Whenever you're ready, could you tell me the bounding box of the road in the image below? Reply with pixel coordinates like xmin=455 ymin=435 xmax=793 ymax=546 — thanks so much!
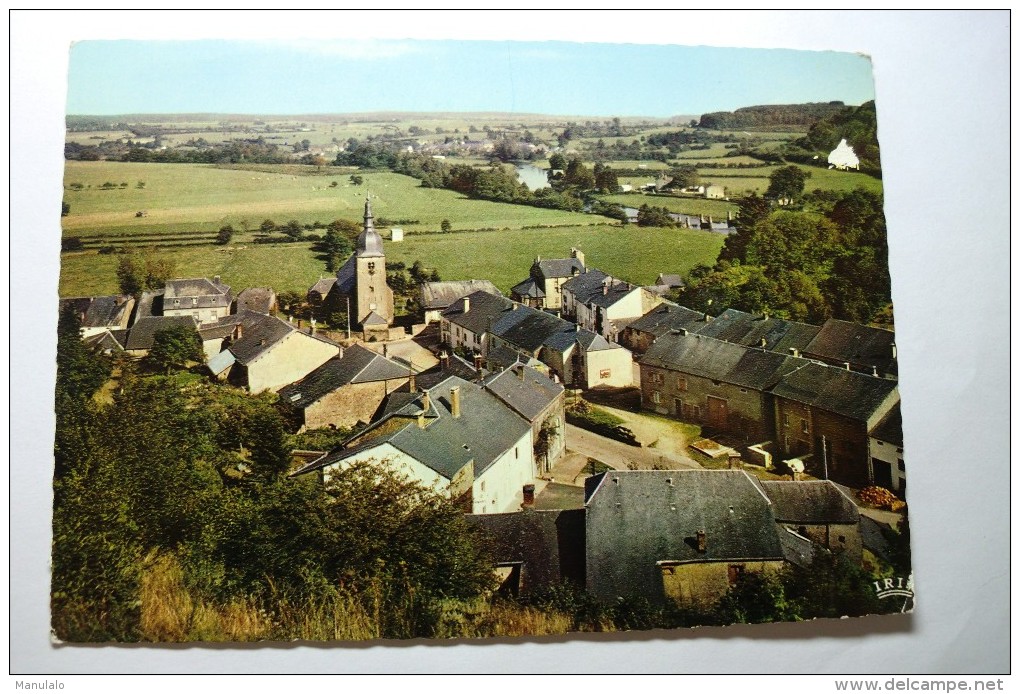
xmin=564 ymin=423 xmax=703 ymax=472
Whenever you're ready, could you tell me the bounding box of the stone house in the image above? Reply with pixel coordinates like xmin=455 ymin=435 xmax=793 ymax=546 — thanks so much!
xmin=509 ymin=248 xmax=586 ymax=310
xmin=162 ymin=277 xmax=233 ymax=325
xmin=770 ymin=362 xmax=900 ymax=487
xmin=206 ymin=310 xmax=340 ymax=393
xmin=695 ymin=308 xmax=821 ymax=356
xmin=420 ymin=279 xmax=502 ymax=325
xmin=122 ymin=315 xmax=200 ymax=357
xmin=619 ymin=303 xmax=706 ymax=355
xmin=868 ymin=404 xmax=905 ymax=494
xmin=440 ymin=290 xmax=514 ymax=357
xmin=584 ymin=470 xmax=786 ymax=608
xmin=561 ymin=270 xmax=664 ymax=343
xmin=277 ymin=344 xmax=411 ymax=431
xmin=290 ymin=376 xmax=535 ymax=515
xmin=482 ymin=364 xmax=566 ymax=475
xmin=638 ymin=332 xmax=807 ymax=442
xmin=59 ymin=295 xmax=135 ymax=338
xmin=802 ymin=318 xmax=897 ymax=379
xmin=761 ymin=480 xmax=863 ymax=565
xmin=235 ymin=287 xmax=277 ymax=315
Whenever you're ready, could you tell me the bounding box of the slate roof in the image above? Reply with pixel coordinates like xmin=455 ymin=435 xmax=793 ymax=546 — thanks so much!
xmin=332 ymin=254 xmax=357 ymax=295
xmin=695 ymin=308 xmax=821 ymax=354
xmin=421 ymin=280 xmax=501 ymax=310
xmin=308 ymin=277 xmax=336 ymax=298
xmin=769 ymin=361 xmax=899 ymax=423
xmin=60 ymin=295 xmax=134 ymax=329
xmin=414 ymin=352 xmax=482 ymax=391
xmin=222 ymin=310 xmax=295 ymax=364
xmin=278 ymin=344 xmax=410 ymax=408
xmin=466 ymin=509 xmax=586 ymax=593
xmin=134 ymin=291 xmax=163 ymax=319
xmin=871 ymin=403 xmax=903 ymax=446
xmin=236 ymin=287 xmax=276 ymax=314
xmin=561 ymin=268 xmax=610 ymax=302
xmin=777 ymin=527 xmax=818 ymax=568
xmin=640 ymin=333 xmax=807 ymax=390
xmin=164 ymin=277 xmax=232 ymax=309
xmin=295 ymin=376 xmax=530 ymax=481
xmin=656 ymin=274 xmax=685 ymax=288
xmin=510 ymin=277 xmax=544 ymax=299
xmin=491 ymin=306 xmax=566 ymax=353
xmin=124 ymin=315 xmax=200 ymax=351
xmin=803 ymin=319 xmax=897 ymax=376
xmin=627 ymin=303 xmax=706 ymax=338
xmin=82 ymin=329 xmax=127 ymax=353
xmin=442 ymin=291 xmax=515 ymax=334
xmin=585 ymin=470 xmax=783 ymax=601
xmin=483 ymin=364 xmax=564 ymax=422
xmin=534 ymin=257 xmax=584 ymax=279
xmin=760 ymin=480 xmax=860 ymax=524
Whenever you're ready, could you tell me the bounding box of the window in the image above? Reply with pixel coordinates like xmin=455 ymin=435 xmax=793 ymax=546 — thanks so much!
xmin=727 ymin=564 xmax=746 ymax=587
xmin=677 ymin=377 xmax=687 ymax=392
xmin=651 ymin=391 xmax=661 ymax=404
xmin=514 ymin=446 xmax=519 ymax=459
xmin=897 ymin=459 xmax=905 ymax=471
xmin=783 ymin=413 xmax=790 ymax=428
xmin=739 ymin=388 xmax=747 ymax=393
xmin=838 ymin=535 xmax=846 ymax=544
xmin=480 ymin=480 xmax=485 ymax=492
xmin=801 ymin=419 xmax=809 ymax=434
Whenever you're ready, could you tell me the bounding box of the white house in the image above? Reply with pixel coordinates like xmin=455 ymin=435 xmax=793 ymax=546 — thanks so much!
xmin=828 ymin=138 xmax=861 ymax=170
xmin=290 ymin=376 xmax=535 ymax=514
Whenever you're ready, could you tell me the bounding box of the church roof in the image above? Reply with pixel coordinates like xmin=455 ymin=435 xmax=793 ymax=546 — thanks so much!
xmin=356 ymin=198 xmax=384 ymax=257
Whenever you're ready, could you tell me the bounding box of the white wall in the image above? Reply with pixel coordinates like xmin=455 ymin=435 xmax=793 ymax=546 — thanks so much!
xmin=472 ymin=428 xmax=534 ymax=514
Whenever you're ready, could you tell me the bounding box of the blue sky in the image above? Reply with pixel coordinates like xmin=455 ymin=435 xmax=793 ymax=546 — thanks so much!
xmin=67 ymin=39 xmax=875 ymax=117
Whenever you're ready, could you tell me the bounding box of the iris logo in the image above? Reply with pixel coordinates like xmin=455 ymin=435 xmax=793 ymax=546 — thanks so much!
xmin=872 ymin=575 xmax=914 ymax=612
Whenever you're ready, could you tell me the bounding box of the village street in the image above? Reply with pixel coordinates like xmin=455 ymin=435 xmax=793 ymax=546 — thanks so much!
xmin=558 ymin=423 xmax=703 ymax=481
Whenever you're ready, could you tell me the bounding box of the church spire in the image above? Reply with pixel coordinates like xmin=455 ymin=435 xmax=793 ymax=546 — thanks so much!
xmin=363 ymin=197 xmax=374 ymax=234
xmin=356 ymin=195 xmax=384 ymax=257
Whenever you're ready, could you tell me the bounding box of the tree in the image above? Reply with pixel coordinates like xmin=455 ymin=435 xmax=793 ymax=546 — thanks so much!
xmin=282 ymin=219 xmax=304 ymax=240
xmin=311 ymin=154 xmax=327 ymax=172
xmin=440 ymin=219 xmax=452 ymax=233
xmin=61 ymin=201 xmax=70 ymax=217
xmin=349 ymin=175 xmax=364 ymax=186
xmin=116 ymin=255 xmax=143 ymax=295
xmin=714 ymin=571 xmax=799 ymax=625
xmin=216 ymin=224 xmax=234 ymax=245
xmin=766 ymin=165 xmax=809 ymax=201
xmin=637 ymin=204 xmax=675 ymax=227
xmin=143 ymin=258 xmax=176 ymax=290
xmin=260 ymin=219 xmax=277 ymax=233
xmin=548 ymin=153 xmax=566 ymax=171
xmin=148 ymin=324 xmax=204 ymax=374
xmin=594 ymin=166 xmax=620 ymax=194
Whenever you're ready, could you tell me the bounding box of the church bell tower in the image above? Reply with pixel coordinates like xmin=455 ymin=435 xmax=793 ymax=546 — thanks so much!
xmin=353 ymin=198 xmax=394 ymax=334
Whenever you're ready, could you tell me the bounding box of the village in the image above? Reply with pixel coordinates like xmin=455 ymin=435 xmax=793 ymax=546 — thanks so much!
xmin=62 ymin=194 xmax=906 ymax=613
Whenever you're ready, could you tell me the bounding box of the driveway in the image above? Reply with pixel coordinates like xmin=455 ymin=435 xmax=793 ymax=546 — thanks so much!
xmin=564 ymin=423 xmax=703 ymax=472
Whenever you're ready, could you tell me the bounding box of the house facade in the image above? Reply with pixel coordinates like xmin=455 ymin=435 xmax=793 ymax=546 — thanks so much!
xmin=509 ymin=248 xmax=585 ymax=310
xmin=162 ymin=277 xmax=233 ymax=325
xmin=482 ymin=364 xmax=566 ymax=475
xmin=868 ymin=404 xmax=905 ymax=494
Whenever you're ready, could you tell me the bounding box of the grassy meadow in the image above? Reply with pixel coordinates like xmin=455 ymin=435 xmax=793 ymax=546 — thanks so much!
xmin=59 ymin=223 xmax=725 ymax=297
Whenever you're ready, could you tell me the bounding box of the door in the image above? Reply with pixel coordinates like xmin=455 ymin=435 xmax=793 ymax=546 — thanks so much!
xmin=872 ymin=458 xmax=893 ymax=489
xmin=706 ymin=396 xmax=728 ymax=429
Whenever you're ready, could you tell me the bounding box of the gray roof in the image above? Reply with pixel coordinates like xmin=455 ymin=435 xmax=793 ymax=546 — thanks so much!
xmin=60 ymin=295 xmax=134 ymax=329
xmin=656 ymin=274 xmax=685 ymax=288
xmin=82 ymin=329 xmax=127 ymax=353
xmin=491 ymin=305 xmax=567 ymax=353
xmin=534 ymin=257 xmax=584 ymax=280
xmin=626 ymin=303 xmax=706 ymax=338
xmin=640 ymin=332 xmax=806 ymax=390
xmin=483 ymin=364 xmax=564 ymax=422
xmin=585 ymin=470 xmax=783 ymax=602
xmin=466 ymin=509 xmax=585 ymax=594
xmin=421 ymin=280 xmax=501 ymax=310
xmin=207 ymin=349 xmax=236 ymax=375
xmin=124 ymin=315 xmax=200 ymax=350
xmin=297 ymin=376 xmax=530 ymax=481
xmin=355 ymin=199 xmax=384 ymax=257
xmin=278 ymin=344 xmax=410 ymax=408
xmin=769 ymin=361 xmax=898 ymax=423
xmin=803 ymin=319 xmax=897 ymax=376
xmin=694 ymin=308 xmax=821 ymax=354
xmin=871 ymin=403 xmax=903 ymax=446
xmin=308 ymin=277 xmax=336 ymax=298
xmin=510 ymin=277 xmax=545 ymax=299
xmin=442 ymin=290 xmax=515 ymax=334
xmin=760 ymin=480 xmax=860 ymax=524
xmin=222 ymin=310 xmax=295 ymax=364
xmin=236 ymin=287 xmax=276 ymax=314
xmin=777 ymin=526 xmax=818 ymax=568
xmin=134 ymin=290 xmax=163 ymax=318
xmin=332 ymin=254 xmax=357 ymax=295
xmin=561 ymin=268 xmax=610 ymax=301
xmin=164 ymin=277 xmax=232 ymax=310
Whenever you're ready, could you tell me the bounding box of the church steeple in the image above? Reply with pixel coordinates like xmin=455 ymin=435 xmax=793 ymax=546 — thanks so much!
xmin=356 ymin=197 xmax=384 ymax=257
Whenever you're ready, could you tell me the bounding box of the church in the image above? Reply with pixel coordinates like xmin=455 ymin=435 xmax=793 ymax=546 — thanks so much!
xmin=325 ymin=198 xmax=395 ymax=341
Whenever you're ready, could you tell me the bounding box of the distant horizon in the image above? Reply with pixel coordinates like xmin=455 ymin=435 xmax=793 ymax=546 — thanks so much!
xmin=67 ymin=39 xmax=875 ymax=117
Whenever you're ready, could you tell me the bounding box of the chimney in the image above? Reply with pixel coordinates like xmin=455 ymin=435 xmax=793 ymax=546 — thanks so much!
xmin=450 ymin=386 xmax=461 ymax=418
xmin=872 ymin=365 xmax=879 ymax=377
xmin=696 ymin=530 xmax=707 ymax=554
xmin=522 ymin=483 xmax=536 ymax=508
xmin=760 ymin=337 xmax=767 ymax=348
xmin=213 ymin=275 xmax=221 ymax=285
xmin=439 ymin=349 xmax=450 ymax=370
xmin=789 ymin=347 xmax=800 ymax=358
xmin=408 ymin=369 xmax=416 ymax=392
xmin=703 ymin=312 xmax=711 ymax=322
xmin=417 ymin=410 xmax=426 ymax=429
xmin=462 ymin=297 xmax=470 ymax=314
xmin=473 ymin=354 xmax=483 ymax=372
xmin=891 ymin=342 xmax=897 ymax=359
xmin=310 ymin=318 xmax=316 ymax=335
xmin=728 ymin=452 xmax=741 ymax=469
xmin=234 ymin=323 xmax=244 ymax=340
xmin=518 ymin=365 xmax=525 ymax=381
xmin=420 ymin=390 xmax=430 ymax=412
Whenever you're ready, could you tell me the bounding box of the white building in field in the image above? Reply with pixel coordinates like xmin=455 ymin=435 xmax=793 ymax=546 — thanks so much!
xmin=290 ymin=376 xmax=535 ymax=515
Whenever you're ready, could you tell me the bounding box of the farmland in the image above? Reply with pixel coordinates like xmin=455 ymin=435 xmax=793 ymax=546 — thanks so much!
xmin=58 ymin=224 xmax=725 ymax=298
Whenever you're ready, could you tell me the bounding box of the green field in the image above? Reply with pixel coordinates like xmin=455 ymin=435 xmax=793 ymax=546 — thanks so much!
xmin=61 ymin=162 xmax=599 ymax=238
xmin=598 ymin=193 xmax=739 ymax=218
xmin=58 ymin=224 xmax=725 ymax=298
